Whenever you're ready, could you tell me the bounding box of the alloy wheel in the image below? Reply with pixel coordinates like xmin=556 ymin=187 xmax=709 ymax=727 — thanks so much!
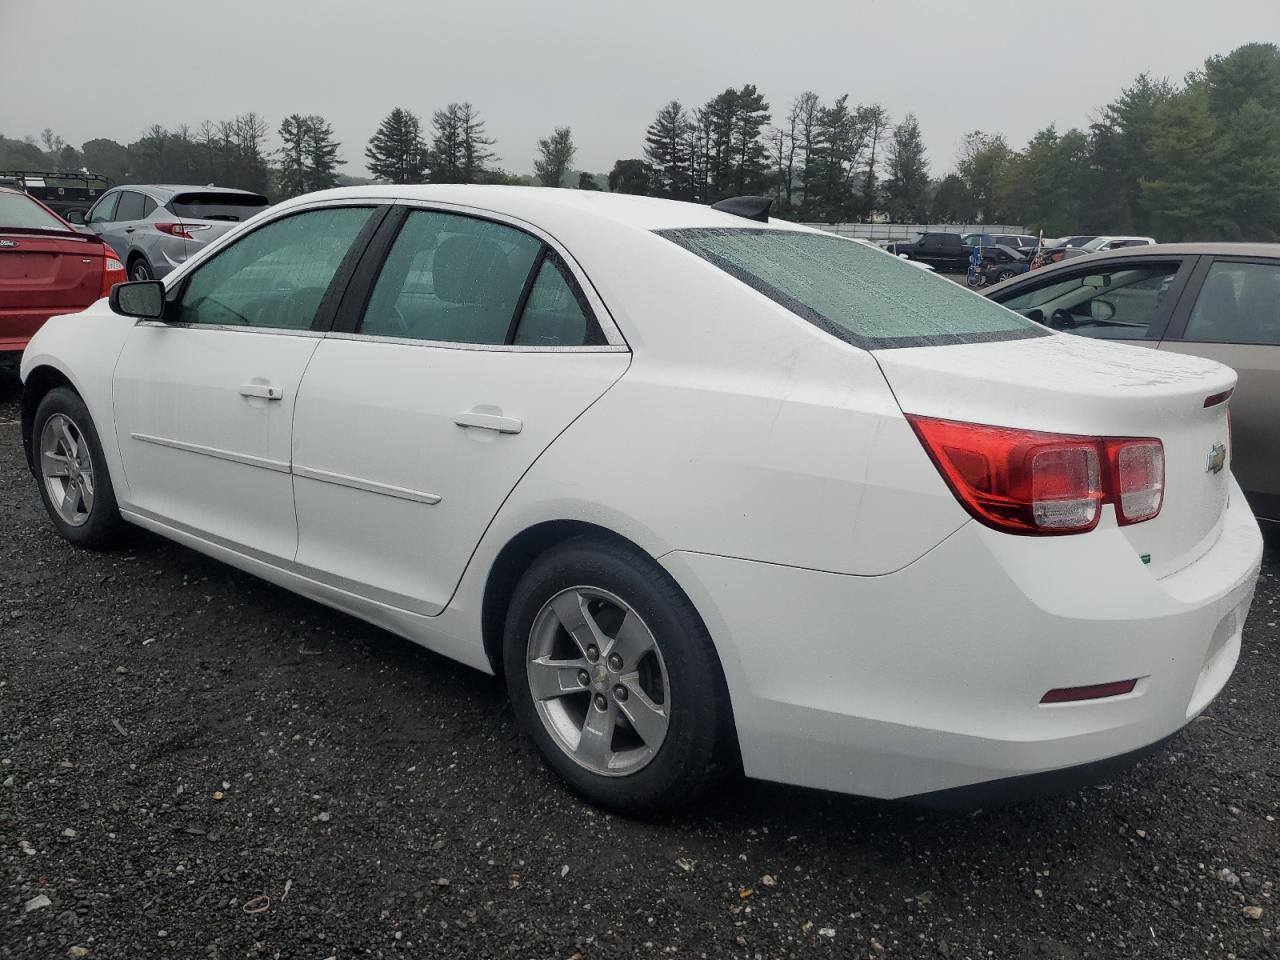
xmin=40 ymin=413 xmax=95 ymax=527
xmin=526 ymin=586 xmax=671 ymax=777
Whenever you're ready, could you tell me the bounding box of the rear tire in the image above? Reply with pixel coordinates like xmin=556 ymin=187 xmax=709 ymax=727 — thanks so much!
xmin=32 ymin=387 xmax=128 ymax=549
xmin=129 ymin=257 xmax=154 ymax=281
xmin=503 ymin=536 xmax=734 ymax=815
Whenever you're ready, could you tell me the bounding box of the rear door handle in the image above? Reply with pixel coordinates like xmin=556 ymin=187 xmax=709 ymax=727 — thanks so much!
xmin=454 ymin=411 xmax=522 ymax=434
xmin=124 ymin=227 xmax=135 ymax=233
xmin=239 ymin=383 xmax=283 ymax=401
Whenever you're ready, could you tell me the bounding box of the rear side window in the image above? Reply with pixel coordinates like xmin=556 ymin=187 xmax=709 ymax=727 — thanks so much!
xmin=1184 ymin=261 xmax=1280 ymax=345
xmin=115 ymin=191 xmax=146 ymax=221
xmin=169 ymin=192 xmax=269 ymax=222
xmin=660 ymin=228 xmax=1041 ymax=349
xmin=0 ymin=192 xmax=71 ymax=231
xmin=360 ymin=209 xmax=604 ymax=347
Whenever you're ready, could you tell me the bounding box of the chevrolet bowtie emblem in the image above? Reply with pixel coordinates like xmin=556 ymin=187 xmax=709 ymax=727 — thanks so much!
xmin=1206 ymin=441 xmax=1227 ymax=475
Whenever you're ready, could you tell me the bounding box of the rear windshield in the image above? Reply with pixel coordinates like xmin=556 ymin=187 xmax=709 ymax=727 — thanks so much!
xmin=659 ymin=227 xmax=1043 ymax=349
xmin=169 ymin=192 xmax=269 ymax=222
xmin=0 ymin=192 xmax=70 ymax=232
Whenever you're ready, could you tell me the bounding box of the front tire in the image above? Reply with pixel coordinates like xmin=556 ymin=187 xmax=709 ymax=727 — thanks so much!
xmin=33 ymin=387 xmax=128 ymax=549
xmin=503 ymin=537 xmax=733 ymax=815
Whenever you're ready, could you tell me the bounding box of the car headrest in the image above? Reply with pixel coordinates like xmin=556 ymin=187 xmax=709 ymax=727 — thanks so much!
xmin=432 ymin=235 xmax=515 ymax=306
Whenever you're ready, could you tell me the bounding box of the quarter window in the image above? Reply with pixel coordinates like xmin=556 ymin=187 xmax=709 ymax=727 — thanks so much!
xmin=360 ymin=210 xmax=602 ymax=347
xmin=1184 ymin=261 xmax=1280 ymax=345
xmin=998 ymin=263 xmax=1181 ymax=339
xmin=174 ymin=206 xmax=372 ymax=330
xmin=513 ymin=255 xmax=603 ymax=346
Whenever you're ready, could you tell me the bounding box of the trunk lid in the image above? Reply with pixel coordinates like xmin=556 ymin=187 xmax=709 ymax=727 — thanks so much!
xmin=875 ymin=333 xmax=1237 ymax=578
xmin=0 ymin=229 xmax=105 ymax=346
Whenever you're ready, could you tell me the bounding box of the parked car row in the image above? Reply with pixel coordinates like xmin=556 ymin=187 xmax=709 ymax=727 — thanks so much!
xmin=883 ymin=231 xmax=1157 ymax=272
xmin=14 ymin=186 xmax=1262 ymax=814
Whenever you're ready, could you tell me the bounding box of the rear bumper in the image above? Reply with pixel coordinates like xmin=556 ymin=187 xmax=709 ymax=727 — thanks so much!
xmin=662 ymin=478 xmax=1262 ymax=801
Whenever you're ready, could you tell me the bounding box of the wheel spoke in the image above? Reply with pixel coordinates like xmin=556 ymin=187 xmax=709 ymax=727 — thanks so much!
xmin=63 ymin=482 xmax=84 ymax=519
xmin=617 ymin=678 xmax=669 ymax=748
xmin=608 ymin=610 xmax=656 ymax=666
xmin=42 ymin=452 xmax=72 ymax=477
xmin=58 ymin=421 xmax=79 ymax=458
xmin=575 ymin=702 xmax=616 ymax=769
xmin=527 ymin=656 xmax=588 ymax=701
xmin=78 ymin=474 xmax=95 ymax=513
xmin=550 ymin=590 xmax=610 ymax=660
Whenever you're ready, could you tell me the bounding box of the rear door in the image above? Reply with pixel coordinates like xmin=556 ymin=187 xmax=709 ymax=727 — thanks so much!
xmin=1158 ymin=255 xmax=1280 ymax=517
xmin=989 ymin=255 xmax=1198 ymax=345
xmin=290 ymin=204 xmax=630 ymax=615
xmin=112 ymin=202 xmax=383 ymax=560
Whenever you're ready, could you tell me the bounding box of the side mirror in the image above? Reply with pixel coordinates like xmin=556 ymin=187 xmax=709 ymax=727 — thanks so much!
xmin=109 ymin=280 xmax=166 ymax=319
xmin=65 ymin=209 xmax=86 ymax=225
xmin=1089 ymin=299 xmax=1117 ymax=323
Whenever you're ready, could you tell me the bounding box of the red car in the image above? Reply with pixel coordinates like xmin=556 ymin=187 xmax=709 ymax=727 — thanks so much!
xmin=0 ymin=186 xmax=125 ymax=365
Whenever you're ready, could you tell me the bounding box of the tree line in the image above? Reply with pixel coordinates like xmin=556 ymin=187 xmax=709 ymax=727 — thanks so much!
xmin=611 ymin=43 xmax=1280 ymax=240
xmin=2 ymin=42 xmax=1276 ymax=240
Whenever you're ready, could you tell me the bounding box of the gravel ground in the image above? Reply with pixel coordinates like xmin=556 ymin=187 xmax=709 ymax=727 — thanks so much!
xmin=1 ymin=371 xmax=1277 ymax=960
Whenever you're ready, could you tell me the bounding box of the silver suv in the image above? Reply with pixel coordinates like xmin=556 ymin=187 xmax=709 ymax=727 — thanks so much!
xmin=72 ymin=184 xmax=269 ymax=280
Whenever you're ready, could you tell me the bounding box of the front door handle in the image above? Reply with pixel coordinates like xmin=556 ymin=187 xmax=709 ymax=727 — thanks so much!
xmin=239 ymin=383 xmax=283 ymax=401
xmin=454 ymin=411 xmax=522 ymax=434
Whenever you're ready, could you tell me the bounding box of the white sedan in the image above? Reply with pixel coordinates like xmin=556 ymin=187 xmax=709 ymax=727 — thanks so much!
xmin=19 ymin=186 xmax=1261 ymax=813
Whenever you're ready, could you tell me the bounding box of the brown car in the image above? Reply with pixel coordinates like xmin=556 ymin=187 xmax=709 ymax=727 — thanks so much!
xmin=986 ymin=243 xmax=1280 ymax=521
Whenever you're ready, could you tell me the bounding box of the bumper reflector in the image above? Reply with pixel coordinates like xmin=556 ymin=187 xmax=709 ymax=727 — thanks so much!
xmin=1040 ymin=679 xmax=1138 ymax=704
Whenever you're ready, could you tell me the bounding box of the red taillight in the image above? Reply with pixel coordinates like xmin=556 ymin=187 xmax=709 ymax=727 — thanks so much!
xmin=100 ymin=254 xmax=126 ymax=298
xmin=907 ymin=415 xmax=1164 ymax=535
xmin=154 ymin=221 xmax=211 ymax=239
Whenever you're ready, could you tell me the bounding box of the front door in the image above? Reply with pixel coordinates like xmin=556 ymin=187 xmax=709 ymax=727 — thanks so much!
xmin=1158 ymin=256 xmax=1280 ymax=517
xmin=112 ymin=204 xmax=378 ymax=560
xmin=291 ymin=206 xmax=630 ymax=615
xmin=990 ymin=255 xmax=1196 ymax=345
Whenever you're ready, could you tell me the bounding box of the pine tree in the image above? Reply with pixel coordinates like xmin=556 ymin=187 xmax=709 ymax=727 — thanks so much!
xmin=459 ymin=103 xmax=496 ymax=184
xmin=884 ymin=114 xmax=930 ymax=223
xmin=534 ymin=127 xmax=575 ymax=187
xmin=303 ymin=115 xmax=342 ymax=191
xmin=365 ymin=108 xmax=426 ymax=184
xmin=644 ymin=101 xmax=691 ymax=199
xmin=276 ymin=114 xmax=309 ymax=198
xmin=428 ymin=104 xmax=465 ymax=182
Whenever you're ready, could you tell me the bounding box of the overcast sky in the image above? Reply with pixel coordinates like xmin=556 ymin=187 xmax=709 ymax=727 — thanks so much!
xmin=2 ymin=0 xmax=1277 ymax=179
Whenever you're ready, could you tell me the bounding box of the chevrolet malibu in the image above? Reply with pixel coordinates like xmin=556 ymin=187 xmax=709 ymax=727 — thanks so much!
xmin=19 ymin=186 xmax=1262 ymax=813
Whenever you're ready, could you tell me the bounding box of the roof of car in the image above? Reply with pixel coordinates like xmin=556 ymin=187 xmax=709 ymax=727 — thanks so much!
xmin=270 ymin=184 xmax=816 ymax=234
xmin=109 ymin=184 xmax=265 ymax=198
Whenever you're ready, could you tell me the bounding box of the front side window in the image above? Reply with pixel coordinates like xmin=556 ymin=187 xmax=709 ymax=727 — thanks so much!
xmin=1184 ymin=261 xmax=1280 ymax=345
xmin=86 ymin=191 xmax=119 ymax=224
xmin=115 ymin=191 xmax=146 ymax=221
xmin=661 ymin=228 xmax=1040 ymax=349
xmin=998 ymin=262 xmax=1180 ymax=339
xmin=360 ymin=210 xmax=603 ymax=347
xmin=174 ymin=206 xmax=372 ymax=330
